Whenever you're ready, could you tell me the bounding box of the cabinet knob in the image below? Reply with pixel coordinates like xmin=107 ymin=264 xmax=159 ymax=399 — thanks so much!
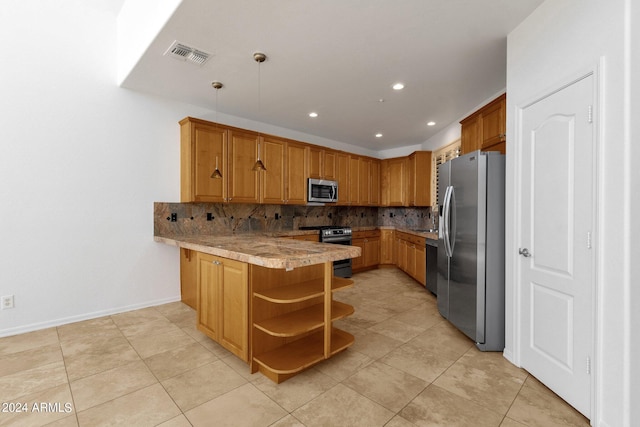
xmin=213 ymin=260 xmax=221 ymax=265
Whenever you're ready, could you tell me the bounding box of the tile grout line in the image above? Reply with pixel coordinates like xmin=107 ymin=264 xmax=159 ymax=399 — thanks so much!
xmin=55 ymin=325 xmax=81 ymax=427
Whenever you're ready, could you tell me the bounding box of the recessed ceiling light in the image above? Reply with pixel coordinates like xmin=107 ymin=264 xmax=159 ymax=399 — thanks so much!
xmin=392 ymin=83 xmax=405 ymax=90
xmin=309 ymin=112 xmax=318 ymax=118
xmin=427 ymin=121 xmax=436 ymax=126
xmin=375 ymin=133 xmax=383 ymax=138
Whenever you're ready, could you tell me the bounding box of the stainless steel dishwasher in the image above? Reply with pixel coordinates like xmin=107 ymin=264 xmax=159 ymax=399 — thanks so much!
xmin=425 ymin=238 xmax=438 ymax=295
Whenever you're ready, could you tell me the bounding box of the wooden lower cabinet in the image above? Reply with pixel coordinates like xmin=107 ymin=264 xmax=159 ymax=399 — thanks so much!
xmin=380 ymin=229 xmax=395 ymax=265
xmin=196 ymin=252 xmax=249 ymax=361
xmin=395 ymin=232 xmax=427 ymax=286
xmin=352 ymin=230 xmax=380 ymax=272
xmin=250 ymin=262 xmax=354 ymax=383
xmin=180 ymin=248 xmax=197 ymax=309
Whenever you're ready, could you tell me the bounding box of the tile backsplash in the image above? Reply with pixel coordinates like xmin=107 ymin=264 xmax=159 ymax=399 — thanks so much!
xmin=154 ymin=202 xmax=435 ymax=236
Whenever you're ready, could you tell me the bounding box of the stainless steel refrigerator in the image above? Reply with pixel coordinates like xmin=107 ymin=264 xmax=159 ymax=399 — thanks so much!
xmin=437 ymin=150 xmax=505 ymax=351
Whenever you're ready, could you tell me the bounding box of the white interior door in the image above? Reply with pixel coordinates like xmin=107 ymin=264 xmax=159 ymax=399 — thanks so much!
xmin=518 ymin=74 xmax=594 ymax=418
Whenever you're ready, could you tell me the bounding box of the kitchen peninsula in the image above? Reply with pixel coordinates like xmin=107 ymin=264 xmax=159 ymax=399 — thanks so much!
xmin=155 ymin=233 xmax=361 ymax=383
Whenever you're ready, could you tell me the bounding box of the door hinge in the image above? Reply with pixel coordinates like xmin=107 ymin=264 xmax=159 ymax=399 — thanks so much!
xmin=587 ymin=231 xmax=592 ymax=249
xmin=588 ymin=105 xmax=593 ymax=123
xmin=586 ymin=356 xmax=591 ymax=374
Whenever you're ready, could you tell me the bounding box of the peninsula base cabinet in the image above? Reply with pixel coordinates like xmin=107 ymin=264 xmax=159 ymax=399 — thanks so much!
xmin=195 ymin=251 xmax=354 ymax=383
xmin=196 ymin=252 xmax=249 ymax=362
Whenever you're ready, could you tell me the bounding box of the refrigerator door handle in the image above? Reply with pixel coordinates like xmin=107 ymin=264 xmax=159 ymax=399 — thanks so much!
xmin=449 ymin=186 xmax=456 ymax=255
xmin=443 ymin=185 xmax=453 ymax=257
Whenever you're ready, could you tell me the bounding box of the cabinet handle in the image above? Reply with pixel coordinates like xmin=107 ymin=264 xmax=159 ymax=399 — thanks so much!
xmin=213 ymin=260 xmax=221 ymax=265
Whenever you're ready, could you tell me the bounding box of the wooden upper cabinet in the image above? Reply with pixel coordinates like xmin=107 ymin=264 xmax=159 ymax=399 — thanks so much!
xmin=460 ymin=93 xmax=506 ymax=155
xmin=308 ymin=146 xmax=323 ymax=179
xmin=407 ymin=151 xmax=432 ymax=207
xmin=228 ymin=129 xmax=260 ymax=204
xmin=261 ymin=137 xmax=307 ymax=205
xmin=348 ymin=155 xmax=360 ymax=205
xmin=260 ymin=136 xmax=286 ymax=204
xmin=180 ymin=117 xmax=228 ymax=202
xmin=308 ymin=146 xmax=337 ymax=180
xmin=460 ymin=114 xmax=481 ymax=154
xmin=284 ymin=141 xmax=308 ymax=204
xmin=381 ymin=153 xmax=431 ymax=207
xmin=385 ymin=157 xmax=407 ymax=206
xmin=370 ymin=159 xmax=380 ymax=206
xmin=336 ymin=152 xmax=350 ymax=205
xmin=354 ymin=156 xmax=380 ymax=206
xmin=323 ymin=150 xmax=337 ymax=180
xmin=480 ymin=94 xmax=506 ymax=152
xmin=358 ymin=157 xmax=370 ymax=205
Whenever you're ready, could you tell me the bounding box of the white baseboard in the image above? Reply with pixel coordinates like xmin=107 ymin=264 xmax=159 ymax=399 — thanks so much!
xmin=0 ymin=296 xmax=182 ymax=338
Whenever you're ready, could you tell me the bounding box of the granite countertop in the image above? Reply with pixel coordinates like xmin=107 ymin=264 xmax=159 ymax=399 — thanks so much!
xmin=155 ymin=234 xmax=361 ymax=270
xmin=395 ymin=228 xmax=439 ymax=240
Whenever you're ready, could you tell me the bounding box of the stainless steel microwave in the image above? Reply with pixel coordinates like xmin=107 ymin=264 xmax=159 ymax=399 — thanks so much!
xmin=308 ymin=178 xmax=338 ymax=203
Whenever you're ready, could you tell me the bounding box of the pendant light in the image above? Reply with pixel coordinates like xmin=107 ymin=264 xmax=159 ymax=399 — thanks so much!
xmin=252 ymin=52 xmax=267 ymax=172
xmin=210 ymin=81 xmax=224 ymax=179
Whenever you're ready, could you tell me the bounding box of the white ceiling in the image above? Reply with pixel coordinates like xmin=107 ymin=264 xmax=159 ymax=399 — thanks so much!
xmin=120 ymin=0 xmax=543 ymax=151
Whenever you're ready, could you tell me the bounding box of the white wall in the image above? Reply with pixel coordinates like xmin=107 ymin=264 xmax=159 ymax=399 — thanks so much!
xmin=0 ymin=0 xmax=217 ymax=336
xmin=506 ymin=0 xmax=634 ymax=425
xmin=628 ymin=1 xmax=640 ymax=423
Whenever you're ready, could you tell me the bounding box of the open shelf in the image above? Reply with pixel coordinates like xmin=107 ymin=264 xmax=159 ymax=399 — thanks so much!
xmin=253 ymin=301 xmax=354 ymax=337
xmin=253 ymin=276 xmax=354 ymax=303
xmin=253 ymin=328 xmax=355 ymax=380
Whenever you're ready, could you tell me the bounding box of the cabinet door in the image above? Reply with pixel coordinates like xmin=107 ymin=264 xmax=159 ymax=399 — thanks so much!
xmin=219 ymin=258 xmax=249 ymax=361
xmin=336 ymin=153 xmax=350 ymax=206
xmin=351 ymin=238 xmax=365 ymax=270
xmin=407 ymin=154 xmax=416 ymax=206
xmin=261 ymin=137 xmax=285 ymax=204
xmin=358 ymin=158 xmax=370 ymax=205
xmin=228 ymin=130 xmax=260 ymax=203
xmin=285 ymin=141 xmax=308 ymax=204
xmin=387 ymin=157 xmax=406 ymax=206
xmin=380 ymin=229 xmax=395 ymax=264
xmin=406 ymin=243 xmax=416 ymax=278
xmin=323 ymin=150 xmax=337 ymax=180
xmin=180 ymin=249 xmax=197 ymax=309
xmin=480 ymin=94 xmax=506 ymax=149
xmin=364 ymin=237 xmax=380 ymax=267
xmin=414 ymin=244 xmax=426 ymax=286
xmin=460 ymin=114 xmax=480 ymax=155
xmin=182 ymin=120 xmax=227 ymax=203
xmin=349 ymin=156 xmax=360 ymax=205
xmin=410 ymin=151 xmax=433 ymax=207
xmin=370 ymin=160 xmax=380 ymax=205
xmin=396 ymin=238 xmax=407 ymax=271
xmin=196 ymin=253 xmax=220 ymax=340
xmin=308 ymin=146 xmax=323 ymax=179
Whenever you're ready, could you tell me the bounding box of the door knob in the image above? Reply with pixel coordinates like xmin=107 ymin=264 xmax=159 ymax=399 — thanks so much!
xmin=518 ymin=248 xmax=531 ymax=257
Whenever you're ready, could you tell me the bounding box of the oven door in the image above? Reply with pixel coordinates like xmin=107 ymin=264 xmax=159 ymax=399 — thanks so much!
xmin=321 ymin=236 xmax=352 ymax=278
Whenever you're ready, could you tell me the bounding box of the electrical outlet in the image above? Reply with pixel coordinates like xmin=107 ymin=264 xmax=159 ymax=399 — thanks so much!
xmin=1 ymin=295 xmax=14 ymax=310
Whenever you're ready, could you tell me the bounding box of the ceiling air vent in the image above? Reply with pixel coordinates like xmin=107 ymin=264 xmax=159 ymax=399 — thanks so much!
xmin=164 ymin=40 xmax=211 ymax=66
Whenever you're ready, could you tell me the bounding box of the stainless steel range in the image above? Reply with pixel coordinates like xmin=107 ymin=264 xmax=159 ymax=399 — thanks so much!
xmin=299 ymin=226 xmax=352 ymax=278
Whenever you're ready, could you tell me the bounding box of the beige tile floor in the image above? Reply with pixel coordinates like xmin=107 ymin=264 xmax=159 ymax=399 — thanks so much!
xmin=0 ymin=268 xmax=590 ymax=427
